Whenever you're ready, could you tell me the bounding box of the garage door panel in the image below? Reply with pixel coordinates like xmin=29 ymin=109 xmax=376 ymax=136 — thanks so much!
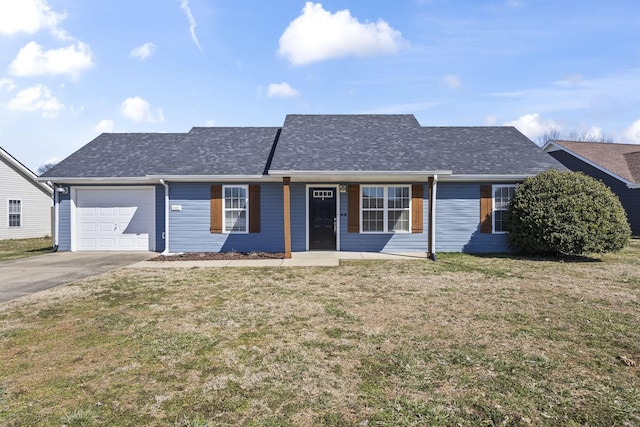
xmin=76 ymin=188 xmax=155 ymax=251
xmin=80 ymin=239 xmax=96 ymax=248
xmin=80 ymin=222 xmax=96 ymax=232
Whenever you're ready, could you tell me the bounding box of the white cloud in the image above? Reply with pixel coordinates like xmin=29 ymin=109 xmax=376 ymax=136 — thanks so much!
xmin=180 ymin=0 xmax=202 ymax=51
xmin=94 ymin=119 xmax=114 ymax=133
xmin=0 ymin=0 xmax=68 ymax=39
xmin=267 ymin=82 xmax=300 ymax=98
xmin=504 ymin=113 xmax=560 ymax=140
xmin=0 ymin=78 xmax=16 ymax=92
xmin=205 ymin=120 xmax=216 ymax=126
xmin=443 ymin=74 xmax=461 ymax=89
xmin=6 ymin=84 xmax=64 ymax=118
xmin=584 ymin=126 xmax=604 ymax=141
xmin=130 ymin=42 xmax=156 ymax=60
xmin=9 ymin=41 xmax=94 ymax=79
xmin=624 ymin=119 xmax=640 ymax=144
xmin=484 ymin=115 xmax=498 ymax=125
xmin=121 ymin=97 xmax=164 ymax=123
xmin=278 ymin=2 xmax=405 ymax=66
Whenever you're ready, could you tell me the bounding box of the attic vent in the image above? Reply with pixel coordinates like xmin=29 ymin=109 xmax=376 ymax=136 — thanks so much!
xmin=313 ymin=190 xmax=333 ymax=199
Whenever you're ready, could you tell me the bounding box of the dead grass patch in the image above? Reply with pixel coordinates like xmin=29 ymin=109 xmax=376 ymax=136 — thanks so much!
xmin=0 ymin=236 xmax=52 ymax=261
xmin=1 ymin=243 xmax=640 ymax=425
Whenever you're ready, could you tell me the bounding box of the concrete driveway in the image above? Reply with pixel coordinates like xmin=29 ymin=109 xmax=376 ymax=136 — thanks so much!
xmin=0 ymin=252 xmax=156 ymax=303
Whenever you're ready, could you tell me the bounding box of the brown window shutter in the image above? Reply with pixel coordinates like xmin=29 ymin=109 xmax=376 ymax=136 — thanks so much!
xmin=348 ymin=184 xmax=360 ymax=233
xmin=249 ymin=185 xmax=260 ymax=233
xmin=210 ymin=185 xmax=222 ymax=233
xmin=412 ymin=184 xmax=424 ymax=233
xmin=480 ymin=185 xmax=493 ymax=233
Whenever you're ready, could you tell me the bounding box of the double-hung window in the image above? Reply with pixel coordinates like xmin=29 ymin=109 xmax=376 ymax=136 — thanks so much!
xmin=493 ymin=185 xmax=516 ymax=233
xmin=223 ymin=185 xmax=248 ymax=233
xmin=361 ymin=186 xmax=410 ymax=233
xmin=8 ymin=199 xmax=21 ymax=227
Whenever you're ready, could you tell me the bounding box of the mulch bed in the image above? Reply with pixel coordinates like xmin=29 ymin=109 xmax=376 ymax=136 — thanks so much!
xmin=150 ymin=252 xmax=285 ymax=261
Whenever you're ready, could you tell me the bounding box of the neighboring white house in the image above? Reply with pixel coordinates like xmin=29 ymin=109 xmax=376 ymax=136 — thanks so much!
xmin=0 ymin=147 xmax=53 ymax=240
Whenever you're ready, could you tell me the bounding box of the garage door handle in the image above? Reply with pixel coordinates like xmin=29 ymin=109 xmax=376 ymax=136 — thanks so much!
xmin=114 ymin=224 xmax=118 ymax=231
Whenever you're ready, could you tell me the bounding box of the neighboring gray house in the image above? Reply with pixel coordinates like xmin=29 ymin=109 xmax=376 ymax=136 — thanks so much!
xmin=544 ymin=140 xmax=640 ymax=235
xmin=0 ymin=147 xmax=53 ymax=240
xmin=40 ymin=114 xmax=565 ymax=257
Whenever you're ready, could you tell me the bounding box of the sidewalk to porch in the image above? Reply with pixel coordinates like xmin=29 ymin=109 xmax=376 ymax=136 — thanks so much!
xmin=131 ymin=251 xmax=430 ymax=268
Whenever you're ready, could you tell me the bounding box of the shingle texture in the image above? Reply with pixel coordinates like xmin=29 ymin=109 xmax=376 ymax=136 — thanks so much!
xmin=551 ymin=140 xmax=640 ymax=184
xmin=271 ymin=115 xmax=565 ymax=174
xmin=41 ymin=114 xmax=565 ymax=178
xmin=41 ymin=128 xmax=280 ymax=178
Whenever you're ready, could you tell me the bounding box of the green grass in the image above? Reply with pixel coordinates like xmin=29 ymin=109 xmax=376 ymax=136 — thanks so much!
xmin=0 ymin=236 xmax=52 ymax=261
xmin=1 ymin=242 xmax=640 ymax=425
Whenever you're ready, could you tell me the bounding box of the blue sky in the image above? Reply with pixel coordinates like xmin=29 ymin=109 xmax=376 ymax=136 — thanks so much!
xmin=1 ymin=0 xmax=639 ymax=171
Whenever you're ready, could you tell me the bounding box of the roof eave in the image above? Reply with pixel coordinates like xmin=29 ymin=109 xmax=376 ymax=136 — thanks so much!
xmin=39 ymin=175 xmax=279 ymax=184
xmin=37 ymin=177 xmax=157 ymax=185
xmin=146 ymin=174 xmax=279 ymax=183
xmin=440 ymin=174 xmax=536 ymax=182
xmin=268 ymin=170 xmax=453 ymax=183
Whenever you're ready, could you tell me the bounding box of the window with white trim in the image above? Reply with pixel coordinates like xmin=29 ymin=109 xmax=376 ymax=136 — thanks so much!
xmin=493 ymin=185 xmax=516 ymax=233
xmin=8 ymin=199 xmax=21 ymax=227
xmin=223 ymin=185 xmax=248 ymax=233
xmin=361 ymin=185 xmax=411 ymax=233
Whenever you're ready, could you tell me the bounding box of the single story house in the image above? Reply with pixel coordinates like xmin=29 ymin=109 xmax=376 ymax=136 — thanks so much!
xmin=544 ymin=139 xmax=640 ymax=235
xmin=0 ymin=146 xmax=53 ymax=240
xmin=40 ymin=114 xmax=565 ymax=257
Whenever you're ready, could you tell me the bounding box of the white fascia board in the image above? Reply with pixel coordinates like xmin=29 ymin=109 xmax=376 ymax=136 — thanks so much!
xmin=36 ymin=177 xmax=156 ymax=185
xmin=543 ymin=141 xmax=638 ymax=188
xmin=268 ymin=170 xmax=452 ymax=183
xmin=439 ymin=174 xmax=533 ymax=182
xmin=146 ymin=174 xmax=279 ymax=183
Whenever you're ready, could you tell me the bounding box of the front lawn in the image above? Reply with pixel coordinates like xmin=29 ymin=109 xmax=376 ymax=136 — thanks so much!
xmin=0 ymin=236 xmax=52 ymax=261
xmin=1 ymin=243 xmax=639 ymax=426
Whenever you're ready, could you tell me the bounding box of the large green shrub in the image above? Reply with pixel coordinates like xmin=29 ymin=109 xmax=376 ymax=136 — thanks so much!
xmin=506 ymin=169 xmax=630 ymax=256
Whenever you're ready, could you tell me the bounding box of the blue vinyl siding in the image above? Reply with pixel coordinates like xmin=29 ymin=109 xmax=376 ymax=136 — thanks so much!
xmin=57 ymin=191 xmax=71 ymax=251
xmin=435 ymin=182 xmax=509 ymax=253
xmin=290 ymin=184 xmax=307 ymax=251
xmin=168 ymin=182 xmax=284 ymax=253
xmin=550 ymin=151 xmax=640 ymax=236
xmin=339 ymin=186 xmax=429 ymax=252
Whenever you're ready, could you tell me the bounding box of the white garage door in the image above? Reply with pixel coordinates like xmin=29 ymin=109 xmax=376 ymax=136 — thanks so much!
xmin=75 ymin=188 xmax=155 ymax=251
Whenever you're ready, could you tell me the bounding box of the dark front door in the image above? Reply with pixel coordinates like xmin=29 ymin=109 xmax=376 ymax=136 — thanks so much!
xmin=309 ymin=188 xmax=337 ymax=250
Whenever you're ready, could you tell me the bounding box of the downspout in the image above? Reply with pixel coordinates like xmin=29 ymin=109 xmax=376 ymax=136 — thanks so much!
xmin=48 ymin=181 xmax=59 ymax=252
xmin=160 ymin=179 xmax=184 ymax=256
xmin=429 ymin=175 xmax=438 ymax=261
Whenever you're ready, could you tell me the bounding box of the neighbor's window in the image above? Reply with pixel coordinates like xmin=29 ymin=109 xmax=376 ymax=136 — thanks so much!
xmin=223 ymin=185 xmax=248 ymax=233
xmin=8 ymin=199 xmax=21 ymax=227
xmin=493 ymin=185 xmax=516 ymax=233
xmin=361 ymin=186 xmax=410 ymax=233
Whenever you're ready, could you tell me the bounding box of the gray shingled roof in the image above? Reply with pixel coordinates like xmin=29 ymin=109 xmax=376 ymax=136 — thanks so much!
xmin=41 ymin=114 xmax=564 ymax=179
xmin=41 ymin=128 xmax=280 ymax=178
xmin=271 ymin=115 xmax=566 ymax=174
